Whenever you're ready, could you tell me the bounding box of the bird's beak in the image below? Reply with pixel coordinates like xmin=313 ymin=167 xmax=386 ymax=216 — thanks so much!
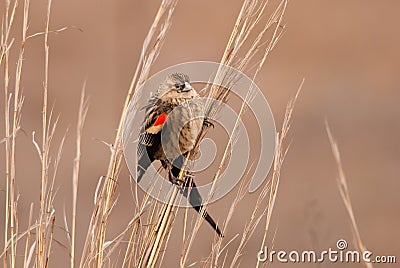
xmin=182 ymin=81 xmax=192 ymax=92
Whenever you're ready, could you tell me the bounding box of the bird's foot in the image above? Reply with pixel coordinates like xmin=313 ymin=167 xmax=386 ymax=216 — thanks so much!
xmin=168 ymin=170 xmax=185 ymax=186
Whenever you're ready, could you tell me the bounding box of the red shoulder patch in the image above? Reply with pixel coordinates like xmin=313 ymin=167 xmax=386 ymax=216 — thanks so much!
xmin=153 ymin=113 xmax=168 ymax=126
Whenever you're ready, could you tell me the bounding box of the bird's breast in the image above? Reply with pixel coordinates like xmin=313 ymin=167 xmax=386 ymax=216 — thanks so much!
xmin=161 ymin=99 xmax=204 ymax=160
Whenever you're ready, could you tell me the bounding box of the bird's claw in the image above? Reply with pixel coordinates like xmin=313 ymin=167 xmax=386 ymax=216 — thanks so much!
xmin=168 ymin=171 xmax=185 ymax=186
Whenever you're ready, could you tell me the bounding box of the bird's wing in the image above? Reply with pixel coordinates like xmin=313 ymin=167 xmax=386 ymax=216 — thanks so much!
xmin=137 ymin=101 xmax=173 ymax=157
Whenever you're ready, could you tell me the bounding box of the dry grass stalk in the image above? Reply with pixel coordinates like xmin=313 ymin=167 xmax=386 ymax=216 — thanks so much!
xmin=215 ymin=80 xmax=300 ymax=268
xmin=120 ymin=197 xmax=150 ymax=267
xmin=1 ymin=0 xmax=65 ymax=267
xmin=23 ymin=203 xmax=34 ymax=268
xmin=0 ymin=222 xmax=39 ymax=261
xmin=326 ymin=122 xmax=373 ymax=268
xmin=206 ymin=175 xmax=252 ymax=267
xmin=70 ymin=89 xmax=89 ymax=268
xmin=179 ymin=1 xmax=288 ymax=266
xmin=80 ymin=0 xmax=178 ymax=266
xmin=143 ymin=188 xmax=178 ymax=267
xmin=2 ymin=0 xmax=29 ymax=266
xmin=141 ymin=155 xmax=190 ymax=268
xmin=12 ymin=7 xmax=29 ymax=251
xmin=34 ymin=0 xmax=57 ymax=266
xmin=2 ymin=1 xmax=10 ymax=266
xmin=255 ymin=79 xmax=303 ymax=268
xmin=123 ymin=174 xmax=172 ymax=268
xmin=0 ymin=0 xmax=297 ymax=267
xmin=202 ymin=78 xmax=300 ymax=268
xmin=130 ymin=0 xmax=289 ymax=267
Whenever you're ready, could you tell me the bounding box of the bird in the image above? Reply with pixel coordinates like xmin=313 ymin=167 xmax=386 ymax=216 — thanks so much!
xmin=136 ymin=73 xmax=223 ymax=237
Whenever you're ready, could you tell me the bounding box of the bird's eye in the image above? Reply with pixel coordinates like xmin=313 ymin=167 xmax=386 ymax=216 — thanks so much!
xmin=174 ymin=83 xmax=180 ymax=89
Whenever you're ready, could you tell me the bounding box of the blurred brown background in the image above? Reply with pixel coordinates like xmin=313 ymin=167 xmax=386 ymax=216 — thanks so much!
xmin=1 ymin=0 xmax=399 ymax=267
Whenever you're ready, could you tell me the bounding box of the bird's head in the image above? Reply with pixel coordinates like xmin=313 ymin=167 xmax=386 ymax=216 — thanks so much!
xmin=158 ymin=73 xmax=199 ymax=103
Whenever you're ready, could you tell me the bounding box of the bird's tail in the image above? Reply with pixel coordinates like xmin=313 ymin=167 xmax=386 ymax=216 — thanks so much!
xmin=136 ymin=165 xmax=146 ymax=183
xmin=170 ymin=157 xmax=223 ymax=237
xmin=136 ymin=147 xmax=153 ymax=183
xmin=183 ymin=179 xmax=223 ymax=237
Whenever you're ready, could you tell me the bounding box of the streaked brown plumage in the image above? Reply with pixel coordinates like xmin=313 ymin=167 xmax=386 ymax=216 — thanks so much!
xmin=136 ymin=73 xmax=222 ymax=237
